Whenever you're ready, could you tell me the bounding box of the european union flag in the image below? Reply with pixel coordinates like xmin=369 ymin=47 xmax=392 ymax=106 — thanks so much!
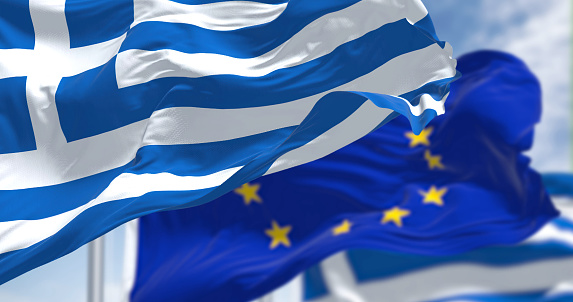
xmin=303 ymin=203 xmax=573 ymax=302
xmin=127 ymin=51 xmax=557 ymax=302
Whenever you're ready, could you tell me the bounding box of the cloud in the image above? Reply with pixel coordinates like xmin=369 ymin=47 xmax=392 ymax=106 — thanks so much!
xmin=477 ymin=0 xmax=570 ymax=172
xmin=426 ymin=0 xmax=570 ymax=172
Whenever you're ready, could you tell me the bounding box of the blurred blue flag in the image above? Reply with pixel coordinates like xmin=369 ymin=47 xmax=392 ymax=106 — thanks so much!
xmin=304 ymin=201 xmax=573 ymax=302
xmin=127 ymin=50 xmax=558 ymax=302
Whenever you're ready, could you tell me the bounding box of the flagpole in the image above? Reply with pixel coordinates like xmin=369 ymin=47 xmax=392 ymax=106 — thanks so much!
xmin=88 ymin=236 xmax=105 ymax=302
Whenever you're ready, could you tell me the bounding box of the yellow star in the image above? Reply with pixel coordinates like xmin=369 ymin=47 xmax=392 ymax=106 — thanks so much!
xmin=265 ymin=220 xmax=292 ymax=249
xmin=405 ymin=126 xmax=433 ymax=147
xmin=381 ymin=207 xmax=410 ymax=227
xmin=419 ymin=186 xmax=448 ymax=206
xmin=332 ymin=219 xmax=352 ymax=236
xmin=234 ymin=183 xmax=262 ymax=205
xmin=424 ymin=150 xmax=445 ymax=170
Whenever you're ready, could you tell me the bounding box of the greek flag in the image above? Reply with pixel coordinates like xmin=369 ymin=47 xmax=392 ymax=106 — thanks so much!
xmin=0 ymin=0 xmax=456 ymax=283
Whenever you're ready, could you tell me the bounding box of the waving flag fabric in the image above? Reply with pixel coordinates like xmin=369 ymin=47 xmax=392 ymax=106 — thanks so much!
xmin=305 ymin=200 xmax=573 ymax=302
xmin=0 ymin=0 xmax=456 ymax=283
xmin=543 ymin=174 xmax=573 ymax=196
xmin=124 ymin=51 xmax=557 ymax=302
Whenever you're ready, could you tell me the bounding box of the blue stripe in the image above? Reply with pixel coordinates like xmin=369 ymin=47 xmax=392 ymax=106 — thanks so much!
xmin=0 ymin=189 xmax=211 ymax=286
xmin=0 ymin=164 xmax=127 ymax=221
xmin=304 ymin=265 xmax=329 ymax=300
xmin=0 ymin=97 xmax=379 ymax=283
xmin=159 ymin=92 xmax=373 ymax=211
xmin=346 ymin=242 xmax=573 ymax=283
xmin=0 ymin=0 xmax=34 ymax=49
xmin=120 ymin=0 xmax=360 ymax=56
xmin=57 ymin=19 xmax=440 ymax=141
xmin=0 ymin=92 xmax=375 ymax=220
xmin=552 ymin=217 xmax=573 ymax=232
xmin=412 ymin=13 xmax=445 ymax=48
xmin=542 ymin=173 xmax=573 ymax=196
xmin=130 ymin=126 xmax=296 ymax=176
xmin=0 ymin=126 xmax=293 ymax=221
xmin=65 ymin=0 xmax=133 ymax=48
xmin=0 ymin=77 xmax=36 ymax=154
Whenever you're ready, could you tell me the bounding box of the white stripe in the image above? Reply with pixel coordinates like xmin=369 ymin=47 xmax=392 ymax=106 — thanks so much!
xmin=265 ymin=100 xmax=393 ymax=176
xmin=525 ymin=201 xmax=573 ymax=246
xmin=268 ymin=274 xmax=304 ymax=302
xmin=0 ymin=43 xmax=454 ymax=190
xmin=132 ymin=0 xmax=288 ymax=30
xmin=320 ymin=253 xmax=366 ymax=302
xmin=143 ymin=43 xmax=454 ymax=146
xmin=315 ymin=253 xmax=573 ymax=302
xmin=142 ymin=103 xmax=314 ymax=146
xmin=116 ymin=0 xmax=428 ymax=88
xmin=25 ymin=0 xmax=76 ymax=155
xmin=264 ymin=92 xmax=447 ymax=176
xmin=0 ymin=49 xmax=35 ymax=79
xmin=29 ymin=0 xmax=69 ymax=52
xmin=553 ymin=197 xmax=573 ymax=220
xmin=0 ymin=31 xmax=124 ymax=80
xmin=526 ymin=223 xmax=573 ymax=247
xmin=0 ymin=166 xmax=241 ymax=254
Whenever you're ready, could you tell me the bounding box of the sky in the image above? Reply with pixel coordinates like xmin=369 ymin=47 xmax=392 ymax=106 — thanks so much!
xmin=425 ymin=0 xmax=571 ymax=172
xmin=0 ymin=0 xmax=570 ymax=301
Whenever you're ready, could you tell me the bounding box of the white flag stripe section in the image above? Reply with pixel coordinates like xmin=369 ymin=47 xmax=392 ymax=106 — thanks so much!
xmin=0 ymin=166 xmax=242 ymax=254
xmin=527 ymin=200 xmax=573 ymax=245
xmin=0 ymin=49 xmax=35 ymax=79
xmin=321 ymin=253 xmax=367 ymax=302
xmin=132 ymin=0 xmax=288 ymax=30
xmin=315 ymin=256 xmax=573 ymax=302
xmin=526 ymin=224 xmax=573 ymax=247
xmin=143 ymin=44 xmax=454 ymax=147
xmin=0 ymin=43 xmax=454 ymax=190
xmin=266 ymin=103 xmax=393 ymax=176
xmin=0 ymin=93 xmax=388 ymax=254
xmin=265 ymin=93 xmax=446 ymax=176
xmin=143 ymin=103 xmax=314 ymax=146
xmin=0 ymin=85 xmax=443 ymax=254
xmin=29 ymin=0 xmax=69 ymax=52
xmin=0 ymin=120 xmax=147 ymax=191
xmin=0 ymin=34 xmax=125 ymax=80
xmin=116 ymin=0 xmax=428 ymax=88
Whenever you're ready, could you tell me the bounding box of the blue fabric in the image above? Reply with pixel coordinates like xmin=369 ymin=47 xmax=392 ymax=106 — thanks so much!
xmin=305 ymin=218 xmax=573 ymax=301
xmin=426 ymin=292 xmax=573 ymax=302
xmin=56 ymin=17 xmax=441 ymax=142
xmin=0 ymin=77 xmax=36 ymax=154
xmin=542 ymin=173 xmax=573 ymax=196
xmin=65 ymin=0 xmax=133 ymax=48
xmin=131 ymin=50 xmax=558 ymax=302
xmin=0 ymin=0 xmax=34 ymax=49
xmin=346 ymin=242 xmax=573 ymax=283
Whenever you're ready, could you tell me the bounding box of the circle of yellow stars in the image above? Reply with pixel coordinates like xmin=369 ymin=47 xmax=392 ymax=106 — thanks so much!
xmin=405 ymin=127 xmax=445 ymax=170
xmin=378 ymin=125 xmax=449 ymax=228
xmin=232 ymin=125 xmax=449 ymax=249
